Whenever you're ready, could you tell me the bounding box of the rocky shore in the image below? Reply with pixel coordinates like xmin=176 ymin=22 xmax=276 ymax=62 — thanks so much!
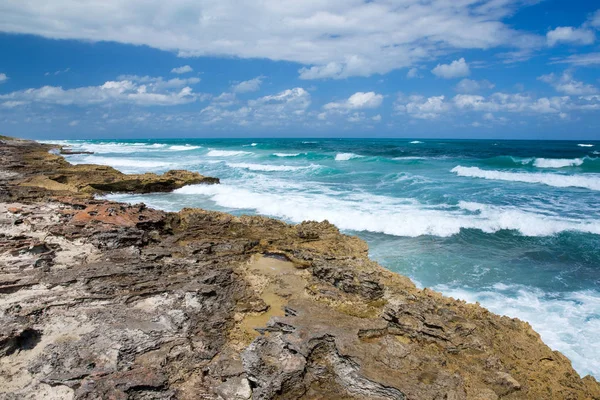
xmin=0 ymin=136 xmax=598 ymax=400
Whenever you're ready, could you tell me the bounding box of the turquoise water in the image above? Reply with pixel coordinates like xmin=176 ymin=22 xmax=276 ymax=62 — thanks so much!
xmin=44 ymin=138 xmax=600 ymax=378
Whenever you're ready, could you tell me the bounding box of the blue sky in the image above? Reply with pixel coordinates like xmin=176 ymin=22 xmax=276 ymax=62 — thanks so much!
xmin=0 ymin=1 xmax=599 ymax=139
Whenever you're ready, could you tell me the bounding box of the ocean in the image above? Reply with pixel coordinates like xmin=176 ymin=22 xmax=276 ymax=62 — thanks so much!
xmin=43 ymin=138 xmax=600 ymax=379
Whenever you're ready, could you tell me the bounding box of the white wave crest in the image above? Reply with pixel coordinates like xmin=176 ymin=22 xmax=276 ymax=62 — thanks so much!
xmin=435 ymin=284 xmax=600 ymax=379
xmin=578 ymin=144 xmax=595 ymax=147
xmin=335 ymin=153 xmax=364 ymax=161
xmin=174 ymin=184 xmax=600 ymax=237
xmin=273 ymin=153 xmax=301 ymax=157
xmin=451 ymin=166 xmax=600 ymax=191
xmin=206 ymin=150 xmax=252 ymax=157
xmin=169 ymin=145 xmax=201 ymax=151
xmin=225 ymin=163 xmax=317 ymax=172
xmin=533 ymin=158 xmax=584 ymax=168
xmin=71 ymin=155 xmax=175 ymax=172
xmin=42 ymin=141 xmax=168 ymax=154
xmin=410 ymin=140 xmax=423 ymax=144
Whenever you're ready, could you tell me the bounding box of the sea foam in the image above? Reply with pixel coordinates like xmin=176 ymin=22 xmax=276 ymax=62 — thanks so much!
xmin=174 ymin=183 xmax=600 ymax=237
xmin=452 ymin=166 xmax=600 ymax=191
xmin=578 ymin=144 xmax=594 ymax=147
xmin=435 ymin=284 xmax=600 ymax=379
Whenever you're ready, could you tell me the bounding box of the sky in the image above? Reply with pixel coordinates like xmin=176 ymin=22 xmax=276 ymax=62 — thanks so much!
xmin=0 ymin=0 xmax=599 ymax=139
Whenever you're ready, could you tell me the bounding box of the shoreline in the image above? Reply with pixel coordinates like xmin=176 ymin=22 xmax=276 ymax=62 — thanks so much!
xmin=1 ymin=136 xmax=599 ymax=399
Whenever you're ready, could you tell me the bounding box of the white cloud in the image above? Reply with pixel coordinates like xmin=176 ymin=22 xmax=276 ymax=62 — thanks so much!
xmin=406 ymin=68 xmax=421 ymax=79
xmin=117 ymin=75 xmax=201 ymax=89
xmin=452 ymin=93 xmax=568 ymax=114
xmin=0 ymin=77 xmax=203 ymax=107
xmin=552 ymin=52 xmax=600 ymax=66
xmin=538 ymin=71 xmax=598 ymax=95
xmin=546 ymin=27 xmax=595 ymax=46
xmin=0 ymin=1 xmax=541 ymax=79
xmin=590 ymin=10 xmax=600 ymax=29
xmin=324 ymin=92 xmax=383 ymax=111
xmin=232 ymin=76 xmax=263 ymax=93
xmin=171 ymin=65 xmax=193 ymax=74
xmin=455 ymin=79 xmax=495 ymax=93
xmin=395 ymin=95 xmax=450 ymax=119
xmin=0 ymin=73 xmax=7 ymax=83
xmin=372 ymin=114 xmax=382 ymax=122
xmin=431 ymin=58 xmax=470 ymax=79
xmin=45 ymin=67 xmax=70 ymax=76
xmin=68 ymin=120 xmax=79 ymax=126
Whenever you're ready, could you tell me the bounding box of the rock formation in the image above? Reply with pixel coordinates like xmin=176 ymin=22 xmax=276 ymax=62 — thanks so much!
xmin=0 ymin=136 xmax=598 ymax=399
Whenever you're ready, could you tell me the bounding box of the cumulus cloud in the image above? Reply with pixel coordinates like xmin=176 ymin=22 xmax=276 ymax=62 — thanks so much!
xmin=395 ymin=95 xmax=450 ymax=119
xmin=538 ymin=71 xmax=598 ymax=95
xmin=0 ymin=73 xmax=7 ymax=83
xmin=431 ymin=58 xmax=470 ymax=79
xmin=393 ymin=90 xmax=600 ymax=120
xmin=455 ymin=79 xmax=495 ymax=93
xmin=171 ymin=65 xmax=193 ymax=74
xmin=452 ymin=93 xmax=568 ymax=114
xmin=0 ymin=77 xmax=203 ymax=107
xmin=324 ymin=92 xmax=383 ymax=111
xmin=200 ymin=87 xmax=311 ymax=126
xmin=546 ymin=27 xmax=595 ymax=46
xmin=0 ymin=1 xmax=541 ymax=79
xmin=232 ymin=76 xmax=263 ymax=93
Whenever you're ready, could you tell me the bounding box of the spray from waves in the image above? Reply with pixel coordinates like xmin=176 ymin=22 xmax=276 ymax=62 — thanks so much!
xmin=225 ymin=162 xmax=318 ymax=172
xmin=335 ymin=153 xmax=364 ymax=161
xmin=174 ymin=183 xmax=600 ymax=237
xmin=273 ymin=153 xmax=302 ymax=157
xmin=434 ymin=284 xmax=600 ymax=378
xmin=578 ymin=144 xmax=595 ymax=147
xmin=206 ymin=150 xmax=253 ymax=157
xmin=452 ymin=166 xmax=600 ymax=191
xmin=410 ymin=140 xmax=424 ymax=144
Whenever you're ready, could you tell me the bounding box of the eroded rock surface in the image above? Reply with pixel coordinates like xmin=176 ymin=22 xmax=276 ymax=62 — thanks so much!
xmin=0 ymin=137 xmax=599 ymax=399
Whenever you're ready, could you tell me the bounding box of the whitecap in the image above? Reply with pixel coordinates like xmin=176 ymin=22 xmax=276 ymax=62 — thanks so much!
xmin=451 ymin=166 xmax=600 ymax=191
xmin=206 ymin=150 xmax=252 ymax=157
xmin=169 ymin=145 xmax=202 ymax=151
xmin=409 ymin=140 xmax=423 ymax=144
xmin=578 ymin=144 xmax=594 ymax=147
xmin=335 ymin=153 xmax=364 ymax=161
xmin=273 ymin=153 xmax=301 ymax=157
xmin=225 ymin=163 xmax=317 ymax=172
xmin=533 ymin=158 xmax=584 ymax=168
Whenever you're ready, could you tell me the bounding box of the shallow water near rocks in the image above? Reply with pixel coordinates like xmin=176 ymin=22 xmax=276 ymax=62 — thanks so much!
xmin=43 ymin=137 xmax=600 ymax=379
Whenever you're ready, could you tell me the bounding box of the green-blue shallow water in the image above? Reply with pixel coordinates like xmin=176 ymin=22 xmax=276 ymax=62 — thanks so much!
xmin=44 ymin=138 xmax=600 ymax=378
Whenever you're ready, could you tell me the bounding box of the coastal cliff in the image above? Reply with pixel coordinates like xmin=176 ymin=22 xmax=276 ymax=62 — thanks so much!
xmin=0 ymin=137 xmax=598 ymax=399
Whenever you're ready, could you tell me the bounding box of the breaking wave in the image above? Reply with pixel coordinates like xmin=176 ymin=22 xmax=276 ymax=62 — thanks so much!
xmin=452 ymin=166 xmax=600 ymax=191
xmin=335 ymin=153 xmax=364 ymax=161
xmin=206 ymin=150 xmax=252 ymax=157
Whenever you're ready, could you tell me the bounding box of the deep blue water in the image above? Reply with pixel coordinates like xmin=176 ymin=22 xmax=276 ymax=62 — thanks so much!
xmin=44 ymin=138 xmax=600 ymax=378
